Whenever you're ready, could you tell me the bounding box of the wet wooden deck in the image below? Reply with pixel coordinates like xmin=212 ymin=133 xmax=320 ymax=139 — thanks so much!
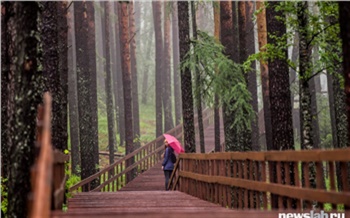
xmin=51 ymin=121 xmax=276 ymax=217
xmin=52 ymin=165 xmax=285 ymax=218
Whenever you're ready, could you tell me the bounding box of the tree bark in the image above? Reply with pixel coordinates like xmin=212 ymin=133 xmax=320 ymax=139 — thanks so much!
xmin=339 ymin=2 xmax=350 ymax=147
xmin=67 ymin=3 xmax=80 ymax=175
xmin=57 ymin=2 xmax=68 ymax=153
xmin=1 ymin=1 xmax=13 ymax=180
xmin=74 ymin=2 xmax=97 ymax=190
xmin=178 ymin=1 xmax=196 ymax=153
xmin=298 ymin=1 xmax=314 ymax=151
xmin=42 ymin=2 xmax=63 ymax=151
xmin=245 ymin=1 xmax=259 ymax=151
xmin=103 ymin=1 xmax=116 ymax=166
xmin=266 ymin=1 xmax=296 ymax=208
xmin=152 ymin=1 xmax=164 ymax=138
xmin=141 ymin=30 xmax=153 ymax=105
xmin=163 ymin=2 xmax=174 ymax=132
xmin=172 ymin=2 xmax=182 ymax=126
xmin=214 ymin=1 xmax=221 ymax=152
xmin=256 ymin=1 xmax=272 ymax=151
xmin=7 ymin=3 xmax=42 ymax=216
xmin=86 ymin=2 xmax=99 ymax=176
xmin=114 ymin=2 xmax=125 ymax=147
xmin=220 ymin=1 xmax=234 ymax=152
xmin=118 ymin=2 xmax=135 ymax=181
xmin=192 ymin=1 xmax=205 ymax=153
xmin=238 ymin=1 xmax=252 ymax=151
xmin=129 ymin=2 xmax=141 ymax=148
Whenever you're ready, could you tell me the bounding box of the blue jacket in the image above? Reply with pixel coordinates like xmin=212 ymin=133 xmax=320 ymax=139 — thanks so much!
xmin=162 ymin=147 xmax=174 ymax=171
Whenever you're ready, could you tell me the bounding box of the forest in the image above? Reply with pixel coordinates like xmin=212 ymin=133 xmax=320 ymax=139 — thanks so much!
xmin=1 ymin=1 xmax=350 ymax=217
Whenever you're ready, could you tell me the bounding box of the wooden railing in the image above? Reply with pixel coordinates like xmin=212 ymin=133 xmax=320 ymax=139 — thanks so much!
xmin=168 ymin=148 xmax=350 ymax=210
xmin=69 ymin=107 xmax=216 ymax=193
xmin=28 ymin=93 xmax=69 ymax=218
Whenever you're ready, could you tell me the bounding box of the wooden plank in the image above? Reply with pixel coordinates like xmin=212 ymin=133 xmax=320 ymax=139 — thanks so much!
xmin=179 ymin=149 xmax=350 ymax=162
xmin=178 ymin=171 xmax=350 ymax=206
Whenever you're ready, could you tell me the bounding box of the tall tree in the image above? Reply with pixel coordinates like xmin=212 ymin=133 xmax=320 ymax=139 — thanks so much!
xmin=57 ymin=1 xmax=69 ymax=152
xmin=339 ymin=2 xmax=350 ymax=142
xmin=114 ymin=2 xmax=125 ymax=147
xmin=220 ymin=1 xmax=235 ymax=152
xmin=129 ymin=1 xmax=141 ymax=148
xmin=297 ymin=1 xmax=314 ymax=151
xmin=1 ymin=1 xmax=13 ymax=180
xmin=118 ymin=1 xmax=134 ymax=181
xmin=86 ymin=2 xmax=99 ymax=175
xmin=172 ymin=2 xmax=182 ymax=126
xmin=74 ymin=1 xmax=97 ymax=189
xmin=42 ymin=2 xmax=63 ymax=151
xmin=67 ymin=3 xmax=80 ymax=175
xmin=104 ymin=1 xmax=116 ymax=165
xmin=178 ymin=1 xmax=196 ymax=153
xmin=213 ymin=1 xmax=221 ymax=152
xmin=266 ymin=1 xmax=295 ymax=208
xmin=163 ymin=2 xmax=174 ymax=132
xmin=256 ymin=1 xmax=272 ymax=151
xmin=7 ymin=2 xmax=42 ymax=216
xmin=192 ymin=1 xmax=205 ymax=153
xmin=245 ymin=1 xmax=259 ymax=151
xmin=152 ymin=1 xmax=163 ymax=137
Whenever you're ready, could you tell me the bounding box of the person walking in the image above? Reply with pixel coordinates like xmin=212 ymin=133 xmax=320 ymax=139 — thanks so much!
xmin=162 ymin=139 xmax=175 ymax=191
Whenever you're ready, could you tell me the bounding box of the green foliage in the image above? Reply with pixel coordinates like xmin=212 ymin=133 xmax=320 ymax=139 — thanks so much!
xmin=181 ymin=30 xmax=254 ymax=131
xmin=1 ymin=177 xmax=8 ymax=216
xmin=246 ymin=1 xmax=342 ymax=82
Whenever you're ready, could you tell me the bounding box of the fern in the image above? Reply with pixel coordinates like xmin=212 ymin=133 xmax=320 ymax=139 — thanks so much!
xmin=181 ymin=30 xmax=254 ymax=131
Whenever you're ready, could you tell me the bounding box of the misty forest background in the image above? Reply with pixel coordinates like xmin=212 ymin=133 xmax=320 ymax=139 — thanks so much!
xmin=1 ymin=1 xmax=350 ymax=217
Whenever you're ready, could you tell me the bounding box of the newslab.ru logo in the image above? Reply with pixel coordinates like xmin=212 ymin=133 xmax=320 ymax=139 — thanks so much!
xmin=278 ymin=210 xmax=345 ymax=218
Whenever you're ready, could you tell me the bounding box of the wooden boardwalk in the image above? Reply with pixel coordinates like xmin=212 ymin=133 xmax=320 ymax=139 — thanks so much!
xmin=52 ymin=162 xmax=282 ymax=218
xmin=52 ymin=121 xmax=277 ymax=217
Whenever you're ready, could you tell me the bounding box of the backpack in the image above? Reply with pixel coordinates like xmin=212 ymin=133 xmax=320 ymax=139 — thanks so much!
xmin=171 ymin=151 xmax=177 ymax=163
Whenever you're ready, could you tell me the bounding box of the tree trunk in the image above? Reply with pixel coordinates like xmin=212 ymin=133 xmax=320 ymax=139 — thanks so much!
xmin=7 ymin=3 xmax=41 ymax=217
xmin=256 ymin=1 xmax=271 ymax=151
xmin=118 ymin=2 xmax=135 ymax=181
xmin=163 ymin=2 xmax=174 ymax=132
xmin=339 ymin=2 xmax=350 ymax=147
xmin=74 ymin=2 xmax=97 ymax=190
xmin=103 ymin=1 xmax=116 ymax=166
xmin=67 ymin=3 xmax=80 ymax=175
xmin=238 ymin=1 xmax=252 ymax=152
xmin=141 ymin=30 xmax=153 ymax=105
xmin=266 ymin=1 xmax=296 ymax=209
xmin=220 ymin=1 xmax=234 ymax=152
xmin=214 ymin=1 xmax=221 ymax=152
xmin=86 ymin=2 xmax=99 ymax=176
xmin=129 ymin=2 xmax=141 ymax=149
xmin=42 ymin=2 xmax=64 ymax=151
xmin=245 ymin=1 xmax=259 ymax=151
xmin=339 ymin=1 xmax=350 ymax=195
xmin=178 ymin=1 xmax=196 ymax=153
xmin=172 ymin=2 xmax=182 ymax=126
xmin=152 ymin=1 xmax=164 ymax=138
xmin=191 ymin=1 xmax=205 ymax=153
xmin=298 ymin=1 xmax=314 ymax=151
xmin=310 ymin=72 xmax=321 ymax=149
xmin=114 ymin=2 xmax=125 ymax=147
xmin=1 ymin=1 xmax=13 ymax=180
xmin=57 ymin=1 xmax=69 ymax=152
xmin=290 ymin=33 xmax=300 ymax=142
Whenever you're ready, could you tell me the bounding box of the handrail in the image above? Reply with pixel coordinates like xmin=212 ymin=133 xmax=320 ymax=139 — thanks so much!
xmin=70 ymin=107 xmax=215 ymax=193
xmin=29 ymin=92 xmax=69 ymax=218
xmin=168 ymin=148 xmax=350 ymax=210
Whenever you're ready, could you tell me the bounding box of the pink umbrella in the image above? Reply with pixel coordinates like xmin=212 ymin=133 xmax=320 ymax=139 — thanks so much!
xmin=163 ymin=134 xmax=185 ymax=154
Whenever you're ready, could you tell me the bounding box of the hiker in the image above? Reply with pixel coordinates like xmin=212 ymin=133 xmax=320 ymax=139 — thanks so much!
xmin=162 ymin=139 xmax=175 ymax=191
